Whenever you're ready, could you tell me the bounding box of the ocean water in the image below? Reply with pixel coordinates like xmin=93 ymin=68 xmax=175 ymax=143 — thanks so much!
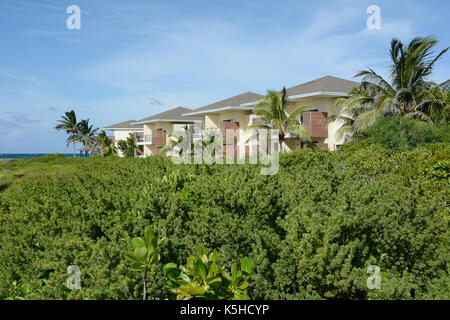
xmin=0 ymin=154 xmax=83 ymax=159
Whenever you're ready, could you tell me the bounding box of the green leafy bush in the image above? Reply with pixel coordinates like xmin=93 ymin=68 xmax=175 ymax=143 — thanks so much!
xmin=0 ymin=143 xmax=448 ymax=300
xmin=124 ymin=226 xmax=162 ymax=300
xmin=163 ymin=245 xmax=253 ymax=300
xmin=364 ymin=116 xmax=448 ymax=151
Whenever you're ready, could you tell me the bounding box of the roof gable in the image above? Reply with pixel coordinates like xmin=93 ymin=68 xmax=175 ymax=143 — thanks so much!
xmin=286 ymin=75 xmax=359 ymax=97
xmin=103 ymin=120 xmax=143 ymax=130
xmin=187 ymin=92 xmax=264 ymax=114
xmin=134 ymin=106 xmax=202 ymax=124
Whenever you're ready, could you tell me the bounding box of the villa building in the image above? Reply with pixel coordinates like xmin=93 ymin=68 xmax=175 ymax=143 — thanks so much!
xmin=105 ymin=75 xmax=359 ymax=158
xmin=183 ymin=76 xmax=359 ymax=153
xmin=132 ymin=107 xmax=202 ymax=157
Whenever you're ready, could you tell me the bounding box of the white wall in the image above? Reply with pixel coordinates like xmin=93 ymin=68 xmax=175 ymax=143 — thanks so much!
xmin=112 ymin=130 xmax=140 ymax=157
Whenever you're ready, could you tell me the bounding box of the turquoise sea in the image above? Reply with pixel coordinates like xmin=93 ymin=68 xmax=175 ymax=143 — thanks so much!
xmin=0 ymin=154 xmax=83 ymax=159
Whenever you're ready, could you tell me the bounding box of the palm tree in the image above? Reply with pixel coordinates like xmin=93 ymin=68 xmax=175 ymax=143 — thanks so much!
xmin=55 ymin=110 xmax=79 ymax=157
xmin=442 ymin=79 xmax=450 ymax=91
xmin=413 ymin=82 xmax=450 ymax=127
xmin=328 ymin=86 xmax=377 ymax=141
xmin=337 ymin=36 xmax=448 ymax=130
xmin=247 ymin=87 xmax=311 ymax=152
xmin=95 ymin=130 xmax=117 ymax=156
xmin=74 ymin=119 xmax=99 ymax=157
xmin=117 ymin=133 xmax=137 ymax=158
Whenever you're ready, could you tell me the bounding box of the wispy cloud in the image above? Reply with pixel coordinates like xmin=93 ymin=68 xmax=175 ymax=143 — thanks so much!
xmin=14 ymin=0 xmax=66 ymax=11
xmin=48 ymin=105 xmax=59 ymax=112
xmin=0 ymin=67 xmax=40 ymax=84
xmin=7 ymin=112 xmax=39 ymax=124
xmin=78 ymin=8 xmax=415 ymax=100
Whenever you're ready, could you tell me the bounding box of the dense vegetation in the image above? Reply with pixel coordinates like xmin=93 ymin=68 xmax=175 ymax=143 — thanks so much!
xmin=363 ymin=117 xmax=449 ymax=152
xmin=0 ymin=136 xmax=448 ymax=299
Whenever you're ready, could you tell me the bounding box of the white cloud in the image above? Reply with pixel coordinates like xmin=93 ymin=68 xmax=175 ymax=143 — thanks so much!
xmin=78 ymin=5 xmax=415 ymax=101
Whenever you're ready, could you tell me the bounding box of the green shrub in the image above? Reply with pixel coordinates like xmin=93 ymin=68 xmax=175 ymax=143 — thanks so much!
xmin=364 ymin=116 xmax=447 ymax=152
xmin=0 ymin=144 xmax=448 ymax=300
xmin=163 ymin=245 xmax=253 ymax=300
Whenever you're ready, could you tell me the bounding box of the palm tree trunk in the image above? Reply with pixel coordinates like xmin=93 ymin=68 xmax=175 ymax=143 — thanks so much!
xmin=279 ymin=137 xmax=284 ymax=153
xmin=73 ymin=142 xmax=76 ymax=158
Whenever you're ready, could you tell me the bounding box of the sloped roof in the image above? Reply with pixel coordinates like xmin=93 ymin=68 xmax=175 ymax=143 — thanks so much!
xmin=134 ymin=106 xmax=202 ymax=124
xmin=286 ymin=75 xmax=359 ymax=97
xmin=103 ymin=120 xmax=143 ymax=130
xmin=183 ymin=92 xmax=264 ymax=115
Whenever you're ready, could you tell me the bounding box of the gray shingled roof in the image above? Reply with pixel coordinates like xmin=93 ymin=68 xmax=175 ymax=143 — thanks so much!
xmin=134 ymin=106 xmax=202 ymax=124
xmin=103 ymin=120 xmax=143 ymax=130
xmin=286 ymin=75 xmax=359 ymax=97
xmin=184 ymin=92 xmax=264 ymax=115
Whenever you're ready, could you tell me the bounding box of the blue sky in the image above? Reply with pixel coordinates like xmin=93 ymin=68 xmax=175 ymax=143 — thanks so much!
xmin=0 ymin=0 xmax=449 ymax=153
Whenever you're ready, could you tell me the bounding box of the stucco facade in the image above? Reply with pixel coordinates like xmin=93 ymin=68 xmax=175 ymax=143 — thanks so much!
xmin=142 ymin=122 xmax=191 ymax=157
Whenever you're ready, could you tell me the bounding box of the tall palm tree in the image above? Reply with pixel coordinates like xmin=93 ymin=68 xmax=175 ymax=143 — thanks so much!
xmin=55 ymin=110 xmax=79 ymax=157
xmin=74 ymin=119 xmax=99 ymax=157
xmin=247 ymin=87 xmax=311 ymax=151
xmin=95 ymin=130 xmax=117 ymax=156
xmin=337 ymin=36 xmax=448 ymax=130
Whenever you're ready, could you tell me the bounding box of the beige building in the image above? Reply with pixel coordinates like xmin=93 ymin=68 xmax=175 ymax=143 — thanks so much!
xmin=107 ymin=75 xmax=358 ymax=158
xmin=182 ymin=91 xmax=264 ymax=156
xmin=132 ymin=107 xmax=202 ymax=157
xmin=183 ymin=76 xmax=359 ymax=153
xmin=103 ymin=120 xmax=144 ymax=157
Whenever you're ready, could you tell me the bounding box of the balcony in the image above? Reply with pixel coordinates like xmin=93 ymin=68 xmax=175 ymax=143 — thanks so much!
xmin=302 ymin=112 xmax=328 ymax=138
xmin=136 ymin=134 xmax=153 ymax=145
xmin=135 ymin=130 xmax=167 ymax=146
